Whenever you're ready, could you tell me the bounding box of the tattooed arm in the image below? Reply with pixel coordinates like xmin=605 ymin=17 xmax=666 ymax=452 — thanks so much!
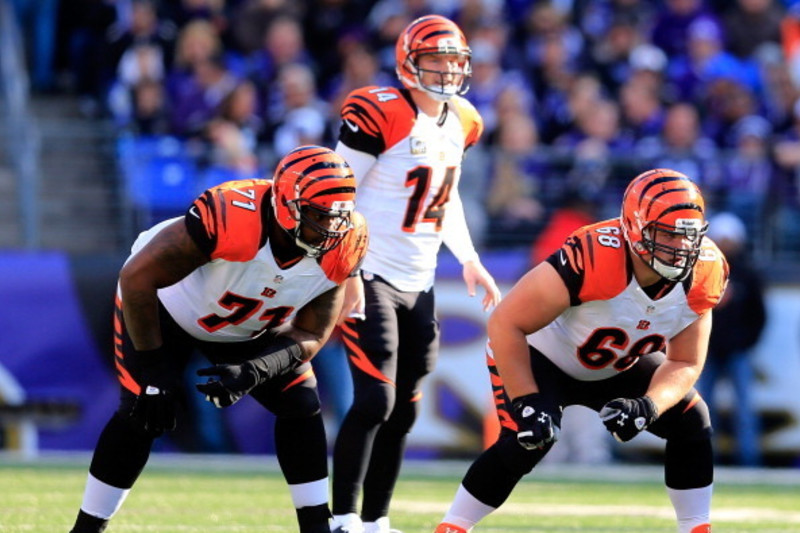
xmin=119 ymin=218 xmax=209 ymax=351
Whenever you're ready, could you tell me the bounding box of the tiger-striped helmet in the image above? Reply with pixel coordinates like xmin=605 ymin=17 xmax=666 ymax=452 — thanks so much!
xmin=272 ymin=145 xmax=356 ymax=258
xmin=395 ymin=14 xmax=472 ymax=101
xmin=620 ymin=169 xmax=708 ymax=281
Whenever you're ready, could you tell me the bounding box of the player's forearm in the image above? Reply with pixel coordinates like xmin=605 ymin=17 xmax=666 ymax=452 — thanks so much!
xmin=489 ymin=331 xmax=538 ymax=399
xmin=118 ymin=278 xmax=163 ymax=351
xmin=646 ymin=360 xmax=703 ymax=413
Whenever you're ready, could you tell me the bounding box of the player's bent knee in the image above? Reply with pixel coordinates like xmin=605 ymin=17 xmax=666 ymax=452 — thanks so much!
xmin=274 ymin=387 xmax=322 ymax=418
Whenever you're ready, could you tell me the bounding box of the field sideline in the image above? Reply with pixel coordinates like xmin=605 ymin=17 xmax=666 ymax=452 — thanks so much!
xmin=2 ymin=452 xmax=799 ymax=532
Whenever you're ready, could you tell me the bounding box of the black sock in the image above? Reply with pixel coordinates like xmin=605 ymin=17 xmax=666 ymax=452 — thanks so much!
xmin=296 ymin=503 xmax=332 ymax=533
xmin=70 ymin=509 xmax=109 ymax=533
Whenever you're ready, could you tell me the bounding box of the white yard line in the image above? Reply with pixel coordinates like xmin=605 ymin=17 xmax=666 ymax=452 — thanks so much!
xmin=391 ymin=499 xmax=800 ymax=524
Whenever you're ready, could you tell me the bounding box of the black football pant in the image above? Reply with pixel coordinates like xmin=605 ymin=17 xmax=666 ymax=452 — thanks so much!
xmin=332 ymin=275 xmax=439 ymax=521
xmin=78 ymin=300 xmax=328 ymax=531
xmin=463 ymin=349 xmax=713 ymax=508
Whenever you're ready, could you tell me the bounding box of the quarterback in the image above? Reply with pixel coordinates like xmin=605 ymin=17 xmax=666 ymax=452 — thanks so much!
xmin=330 ymin=14 xmax=501 ymax=533
xmin=436 ymin=169 xmax=728 ymax=533
xmin=69 ymin=146 xmax=367 ymax=533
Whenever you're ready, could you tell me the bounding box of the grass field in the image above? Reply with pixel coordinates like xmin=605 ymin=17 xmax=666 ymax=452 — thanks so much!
xmin=1 ymin=453 xmax=799 ymax=533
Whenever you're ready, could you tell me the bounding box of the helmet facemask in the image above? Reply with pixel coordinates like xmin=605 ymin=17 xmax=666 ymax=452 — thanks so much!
xmin=286 ymin=197 xmax=353 ymax=258
xmin=405 ymin=50 xmax=472 ymax=101
xmin=638 ymin=218 xmax=708 ymax=281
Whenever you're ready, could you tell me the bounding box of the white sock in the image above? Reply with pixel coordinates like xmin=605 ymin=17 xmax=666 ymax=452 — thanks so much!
xmin=363 ymin=516 xmax=390 ymax=533
xmin=667 ymin=484 xmax=713 ymax=533
xmin=332 ymin=512 xmax=363 ymax=532
xmin=441 ymin=484 xmax=497 ymax=530
xmin=288 ymin=478 xmax=329 ymax=508
xmin=81 ymin=473 xmax=130 ymax=519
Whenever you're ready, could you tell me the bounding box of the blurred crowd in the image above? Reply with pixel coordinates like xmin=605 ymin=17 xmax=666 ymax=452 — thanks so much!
xmin=16 ymin=0 xmax=800 ymax=253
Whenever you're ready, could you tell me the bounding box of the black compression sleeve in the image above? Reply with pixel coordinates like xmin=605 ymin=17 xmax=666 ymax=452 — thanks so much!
xmin=246 ymin=336 xmax=305 ymax=383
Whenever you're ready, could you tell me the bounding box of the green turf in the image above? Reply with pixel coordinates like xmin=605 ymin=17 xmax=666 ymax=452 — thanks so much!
xmin=1 ymin=456 xmax=798 ymax=533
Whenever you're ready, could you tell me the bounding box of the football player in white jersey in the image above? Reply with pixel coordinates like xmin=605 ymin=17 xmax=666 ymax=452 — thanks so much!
xmin=330 ymin=14 xmax=502 ymax=533
xmin=436 ymin=169 xmax=729 ymax=533
xmin=69 ymin=146 xmax=368 ymax=533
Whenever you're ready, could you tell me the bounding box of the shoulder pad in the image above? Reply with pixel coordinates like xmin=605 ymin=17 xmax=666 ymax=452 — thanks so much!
xmin=449 ymin=96 xmax=484 ymax=148
xmin=193 ymin=179 xmax=271 ymax=262
xmin=687 ymin=238 xmax=729 ymax=315
xmin=341 ymin=86 xmax=415 ymax=151
xmin=319 ymin=211 xmax=369 ymax=284
xmin=571 ymin=219 xmax=630 ymax=302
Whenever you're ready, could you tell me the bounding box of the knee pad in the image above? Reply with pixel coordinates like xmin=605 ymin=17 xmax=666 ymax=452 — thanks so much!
xmin=351 ymin=382 xmax=395 ymax=426
xmin=274 ymin=384 xmax=322 ymax=419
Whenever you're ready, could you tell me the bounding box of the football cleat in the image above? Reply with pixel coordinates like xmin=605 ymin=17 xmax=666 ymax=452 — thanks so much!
xmin=331 ymin=513 xmax=364 ymax=533
xmin=434 ymin=523 xmax=468 ymax=533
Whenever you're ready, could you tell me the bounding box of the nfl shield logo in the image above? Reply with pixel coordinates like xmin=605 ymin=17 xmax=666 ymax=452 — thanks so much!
xmin=410 ymin=137 xmax=426 ymax=154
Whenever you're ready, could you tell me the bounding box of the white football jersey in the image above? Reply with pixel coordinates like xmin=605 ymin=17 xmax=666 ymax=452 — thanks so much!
xmin=336 ymin=86 xmax=482 ymax=291
xmin=527 ymin=219 xmax=728 ymax=381
xmin=124 ymin=179 xmax=368 ymax=342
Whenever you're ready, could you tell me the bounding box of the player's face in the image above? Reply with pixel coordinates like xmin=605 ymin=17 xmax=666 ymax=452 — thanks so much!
xmin=651 ymin=228 xmax=694 ymax=265
xmin=298 ymin=207 xmax=350 ymax=252
xmin=417 ymin=53 xmax=469 ymax=93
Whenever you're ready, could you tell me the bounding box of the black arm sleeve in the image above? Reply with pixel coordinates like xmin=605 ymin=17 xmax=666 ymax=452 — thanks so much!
xmin=245 ymin=335 xmax=305 ymax=383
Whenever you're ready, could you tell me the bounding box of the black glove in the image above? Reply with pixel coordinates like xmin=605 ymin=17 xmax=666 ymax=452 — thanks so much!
xmin=599 ymin=396 xmax=659 ymax=442
xmin=195 ymin=362 xmax=259 ymax=408
xmin=131 ymin=347 xmax=177 ymax=433
xmin=510 ymin=393 xmax=560 ymax=450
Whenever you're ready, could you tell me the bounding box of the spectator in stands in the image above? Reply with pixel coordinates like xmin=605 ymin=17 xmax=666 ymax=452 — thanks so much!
xmin=703 ymin=79 xmax=762 ymax=148
xmin=247 ymin=14 xmax=317 ymax=123
xmin=720 ymin=114 xmax=778 ymax=241
xmin=518 ymin=2 xmax=585 ymax=78
xmin=698 ymin=212 xmax=766 ymax=466
xmin=212 ymin=78 xmax=264 ymax=150
xmin=647 ymin=102 xmax=723 ymax=203
xmin=165 ymin=18 xmax=225 ymax=112
xmin=619 ymin=76 xmax=667 ymax=150
xmin=168 ymin=52 xmax=238 ymax=138
xmin=105 ymin=0 xmax=176 ymax=89
xmin=722 ymin=0 xmax=784 ymax=61
xmin=771 ymin=96 xmax=800 ymax=250
xmin=485 ymin=113 xmax=548 ymax=247
xmin=127 ymin=78 xmax=170 ymax=136
xmin=271 ymin=63 xmax=330 ymax=160
xmin=465 ymin=39 xmax=536 ymax=138
xmin=587 ymin=13 xmax=646 ymax=96
xmin=322 ymin=41 xmax=394 ymax=121
xmin=650 ymin=0 xmax=721 ymax=60
xmin=554 ymin=99 xmax=630 ymax=207
xmin=666 ymin=18 xmax=762 ymax=105
xmin=160 ymin=0 xmax=229 ymax=32
xmin=302 ymin=0 xmax=374 ymax=89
